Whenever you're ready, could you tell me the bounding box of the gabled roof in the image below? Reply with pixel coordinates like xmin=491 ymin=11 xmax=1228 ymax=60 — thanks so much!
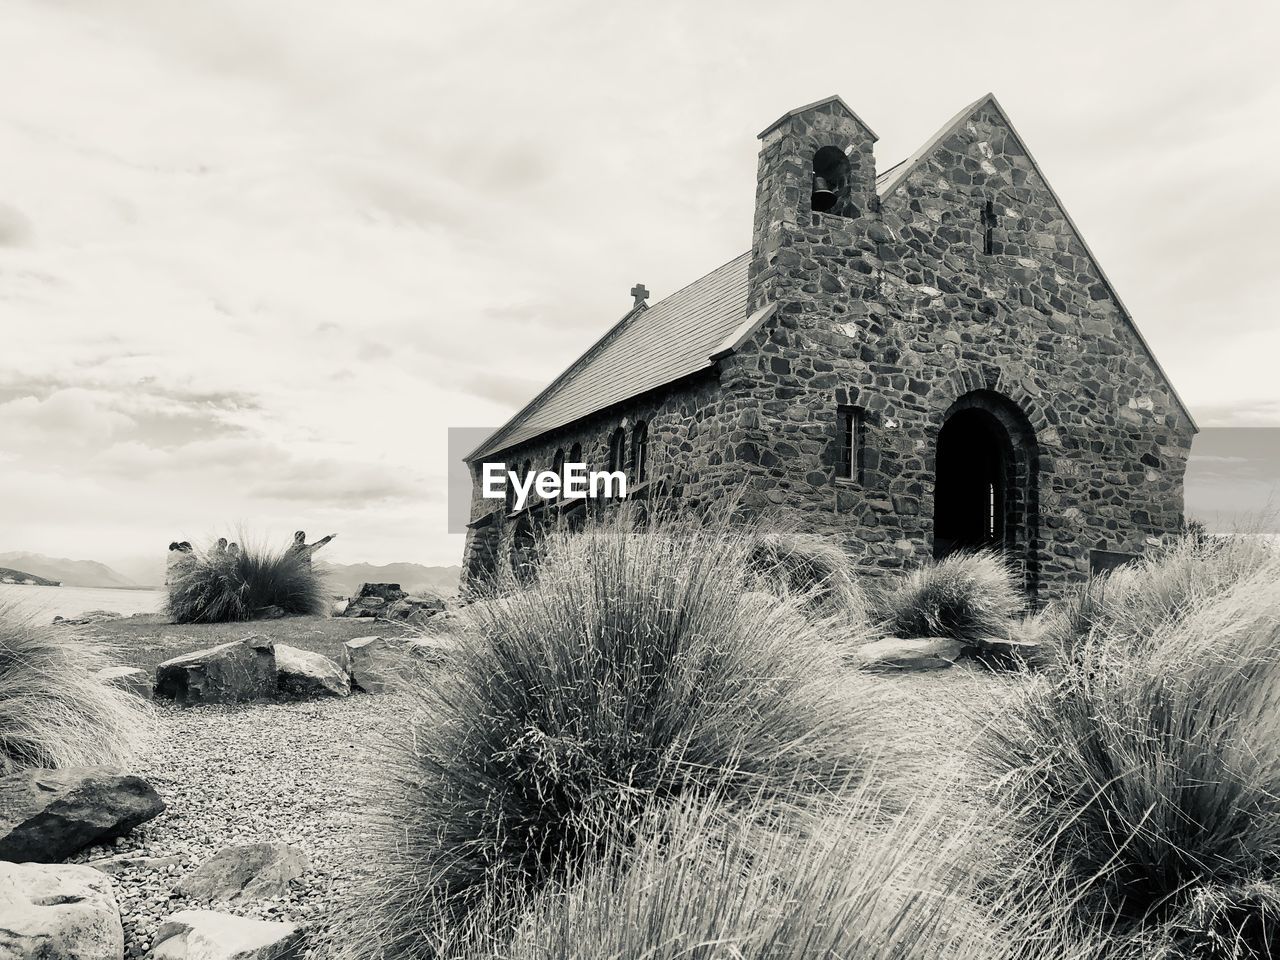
xmin=758 ymin=94 xmax=879 ymax=142
xmin=466 ymin=253 xmax=751 ymax=461
xmin=875 ymin=92 xmax=1197 ymax=432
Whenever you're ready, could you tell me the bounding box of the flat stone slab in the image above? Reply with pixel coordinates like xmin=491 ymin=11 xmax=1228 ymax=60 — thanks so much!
xmin=155 ymin=637 xmax=276 ymax=706
xmin=148 ymin=910 xmax=304 ymax=959
xmin=0 ymin=861 xmax=124 ymax=960
xmin=853 ymin=637 xmax=965 ymax=673
xmin=0 ymin=767 xmax=165 ymax=863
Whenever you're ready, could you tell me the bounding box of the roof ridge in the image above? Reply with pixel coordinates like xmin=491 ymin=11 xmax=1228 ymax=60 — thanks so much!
xmin=875 ymin=92 xmax=994 ymax=198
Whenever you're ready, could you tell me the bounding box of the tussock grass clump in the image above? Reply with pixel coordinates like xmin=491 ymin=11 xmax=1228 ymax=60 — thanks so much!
xmin=981 ymin=551 xmax=1280 ymax=954
xmin=1040 ymin=534 xmax=1275 ymax=666
xmin=0 ymin=604 xmax=153 ymax=773
xmin=746 ymin=527 xmax=870 ymax=623
xmin=879 ymin=551 xmax=1022 ymax=642
xmin=340 ymin=515 xmax=880 ymax=958
xmin=433 ymin=789 xmax=1106 ymax=960
xmin=166 ymin=541 xmax=327 ymax=624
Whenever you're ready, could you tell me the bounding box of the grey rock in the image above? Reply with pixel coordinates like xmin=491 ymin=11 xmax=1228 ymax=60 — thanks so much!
xmin=155 ymin=638 xmax=276 ymax=706
xmin=340 ymin=582 xmax=406 ymax=619
xmin=147 ymin=910 xmax=303 ymax=959
xmin=0 ymin=767 xmax=165 ymax=863
xmin=0 ymin=861 xmax=124 ymax=960
xmin=340 ymin=636 xmax=401 ymax=693
xmin=274 ymin=645 xmax=349 ymax=698
xmin=852 ymin=636 xmax=964 ymax=673
xmin=171 ymin=842 xmax=309 ymax=903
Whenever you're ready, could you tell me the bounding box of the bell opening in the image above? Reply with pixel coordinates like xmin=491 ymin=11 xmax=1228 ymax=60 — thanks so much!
xmin=811 ymin=145 xmax=850 ymax=215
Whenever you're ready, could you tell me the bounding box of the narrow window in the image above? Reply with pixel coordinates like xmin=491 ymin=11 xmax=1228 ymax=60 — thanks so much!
xmin=837 ymin=405 xmax=864 ymax=483
xmin=504 ymin=463 xmax=516 ymax=513
xmin=552 ymin=448 xmax=565 ymax=498
xmin=608 ymin=428 xmax=626 ymax=474
xmin=630 ymin=421 xmax=648 ymax=483
xmin=988 ymin=482 xmax=996 ymax=539
xmin=981 ymin=200 xmax=997 ymax=256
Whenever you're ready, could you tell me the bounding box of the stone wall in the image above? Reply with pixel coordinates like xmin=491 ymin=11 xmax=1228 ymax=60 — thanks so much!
xmin=725 ymin=96 xmax=1193 ymax=600
xmin=460 ymin=374 xmax=729 ymax=587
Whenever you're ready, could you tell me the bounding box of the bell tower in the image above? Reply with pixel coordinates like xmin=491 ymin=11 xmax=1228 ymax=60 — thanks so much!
xmin=748 ymin=95 xmax=880 ymax=310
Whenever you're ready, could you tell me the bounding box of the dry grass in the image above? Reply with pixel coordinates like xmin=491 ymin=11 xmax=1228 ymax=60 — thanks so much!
xmin=331 ymin=514 xmax=888 ymax=959
xmin=746 ymin=527 xmax=871 ymax=625
xmin=1037 ymin=535 xmax=1276 ymax=668
xmin=878 ymin=551 xmax=1023 ymax=642
xmin=166 ymin=540 xmax=328 ymax=624
xmin=428 ymin=784 xmax=1110 ymax=960
xmin=0 ymin=603 xmax=154 ymax=774
xmin=980 ymin=543 xmax=1280 ymax=955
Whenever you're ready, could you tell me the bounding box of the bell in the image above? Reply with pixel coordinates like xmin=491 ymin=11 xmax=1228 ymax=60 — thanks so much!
xmin=811 ymin=175 xmax=837 ymax=212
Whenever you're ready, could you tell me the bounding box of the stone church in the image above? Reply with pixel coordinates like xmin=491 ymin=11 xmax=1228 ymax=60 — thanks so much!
xmin=463 ymin=93 xmax=1195 ymax=601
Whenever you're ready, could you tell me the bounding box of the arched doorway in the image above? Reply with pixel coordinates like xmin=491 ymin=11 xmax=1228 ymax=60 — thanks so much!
xmin=933 ymin=391 xmax=1039 ymax=597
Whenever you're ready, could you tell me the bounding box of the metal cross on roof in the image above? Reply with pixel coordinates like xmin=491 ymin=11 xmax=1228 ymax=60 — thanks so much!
xmin=630 ymin=283 xmax=649 ymax=307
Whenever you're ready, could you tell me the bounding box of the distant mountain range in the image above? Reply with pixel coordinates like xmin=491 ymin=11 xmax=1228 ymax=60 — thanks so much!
xmin=0 ymin=552 xmax=140 ymax=589
xmin=0 ymin=551 xmax=460 ymax=597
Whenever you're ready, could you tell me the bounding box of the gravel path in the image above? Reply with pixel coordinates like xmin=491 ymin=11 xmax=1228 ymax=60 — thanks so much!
xmin=63 ymin=663 xmax=1017 ymax=958
xmin=70 ymin=693 xmax=409 ymax=958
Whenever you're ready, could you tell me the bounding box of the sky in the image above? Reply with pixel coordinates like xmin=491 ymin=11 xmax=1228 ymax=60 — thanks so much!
xmin=1 ymin=0 xmax=1278 ymax=575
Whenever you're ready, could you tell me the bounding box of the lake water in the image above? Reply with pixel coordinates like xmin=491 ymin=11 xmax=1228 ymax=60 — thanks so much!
xmin=0 ymin=584 xmax=166 ymax=621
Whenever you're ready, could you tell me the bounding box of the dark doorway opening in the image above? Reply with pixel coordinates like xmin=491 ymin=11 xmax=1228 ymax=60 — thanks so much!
xmin=932 ymin=391 xmax=1040 ymax=598
xmin=934 ymin=407 xmax=1011 ymax=559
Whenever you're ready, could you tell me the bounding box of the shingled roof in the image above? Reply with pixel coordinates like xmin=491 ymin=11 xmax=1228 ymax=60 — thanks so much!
xmin=467 ymin=252 xmax=752 ymax=461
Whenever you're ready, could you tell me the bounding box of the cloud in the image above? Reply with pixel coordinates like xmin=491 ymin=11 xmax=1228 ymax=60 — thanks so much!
xmin=1 ymin=0 xmax=1277 ymax=568
xmin=0 ymin=203 xmax=33 ymax=247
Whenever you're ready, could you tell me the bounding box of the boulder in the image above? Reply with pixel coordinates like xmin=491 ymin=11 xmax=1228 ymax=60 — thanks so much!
xmin=155 ymin=637 xmax=276 ymax=706
xmin=172 ymin=842 xmax=309 ymax=903
xmin=0 ymin=861 xmax=124 ymax=960
xmin=147 ymin=911 xmax=303 ymax=960
xmin=386 ymin=596 xmax=446 ymax=622
xmin=0 ymin=767 xmax=165 ymax=863
xmin=274 ymin=646 xmax=349 ymax=698
xmin=852 ymin=637 xmax=964 ymax=673
xmin=96 ymin=666 xmax=153 ymax=700
xmin=340 ymin=583 xmax=407 ymax=619
xmin=340 ymin=636 xmax=403 ymax=693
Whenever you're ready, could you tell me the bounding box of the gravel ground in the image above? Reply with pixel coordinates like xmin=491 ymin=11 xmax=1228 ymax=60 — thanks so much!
xmin=70 ymin=692 xmax=409 ymax=958
xmin=64 ymin=658 xmax=1019 ymax=958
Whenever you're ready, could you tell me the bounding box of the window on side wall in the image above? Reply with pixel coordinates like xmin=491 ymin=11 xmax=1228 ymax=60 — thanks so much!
xmin=837 ymin=405 xmax=864 ymax=484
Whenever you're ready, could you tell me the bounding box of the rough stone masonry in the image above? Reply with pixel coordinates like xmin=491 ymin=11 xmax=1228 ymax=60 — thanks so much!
xmin=462 ymin=93 xmax=1195 ymax=602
